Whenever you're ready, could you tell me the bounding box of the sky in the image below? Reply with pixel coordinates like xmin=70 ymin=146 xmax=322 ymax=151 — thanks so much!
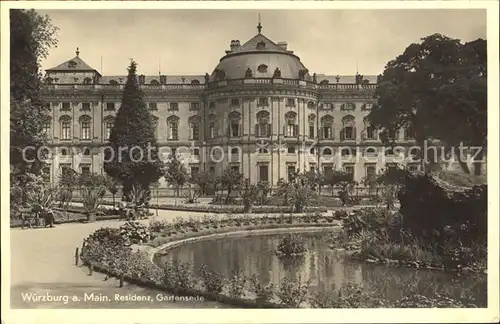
xmin=37 ymin=9 xmax=486 ymax=77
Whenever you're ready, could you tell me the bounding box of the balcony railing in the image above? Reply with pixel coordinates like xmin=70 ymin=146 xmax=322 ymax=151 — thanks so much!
xmin=43 ymin=79 xmax=377 ymax=93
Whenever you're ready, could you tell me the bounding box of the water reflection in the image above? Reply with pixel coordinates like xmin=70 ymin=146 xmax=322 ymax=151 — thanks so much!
xmin=155 ymin=232 xmax=486 ymax=306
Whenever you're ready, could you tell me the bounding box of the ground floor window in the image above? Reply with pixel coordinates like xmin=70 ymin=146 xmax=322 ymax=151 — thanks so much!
xmin=259 ymin=164 xmax=269 ymax=182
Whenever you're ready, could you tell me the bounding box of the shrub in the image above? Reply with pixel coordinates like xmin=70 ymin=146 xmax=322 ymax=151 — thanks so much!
xmin=199 ymin=264 xmax=225 ymax=294
xmin=249 ymin=275 xmax=274 ymax=303
xmin=148 ymin=219 xmax=172 ymax=237
xmin=226 ymin=271 xmax=247 ymax=298
xmin=162 ymin=260 xmax=196 ymax=289
xmin=276 ymin=276 xmax=311 ymax=307
xmin=393 ymin=293 xmax=474 ymax=308
xmin=276 ymin=234 xmax=307 ymax=257
xmin=119 ymin=221 xmax=151 ymax=245
xmin=310 ymin=284 xmax=386 ymax=308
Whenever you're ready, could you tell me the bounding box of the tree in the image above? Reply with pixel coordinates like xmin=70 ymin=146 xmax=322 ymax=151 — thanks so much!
xmin=368 ymin=34 xmax=487 ymax=175
xmin=189 ymin=171 xmax=214 ymax=196
xmin=103 ymin=60 xmax=163 ymax=203
xmin=241 ymin=178 xmax=259 ymax=213
xmin=217 ymin=167 xmax=243 ymax=204
xmin=10 ymin=10 xmax=58 ymax=205
xmin=163 ymin=153 xmax=188 ymax=197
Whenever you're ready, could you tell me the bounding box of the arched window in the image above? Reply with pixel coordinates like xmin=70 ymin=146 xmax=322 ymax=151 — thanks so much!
xmin=167 ymin=116 xmax=179 ymax=140
xmin=320 ymin=80 xmax=329 ymax=85
xmin=191 ymin=79 xmax=200 ymax=85
xmin=284 ymin=111 xmax=298 ymax=137
xmin=365 ymin=147 xmax=377 ymax=156
xmin=320 ymin=115 xmax=334 ymax=139
xmin=42 ymin=120 xmax=51 ymax=137
xmin=363 ymin=117 xmax=377 ymax=140
xmin=79 ymin=115 xmax=92 ymax=140
xmin=257 ymin=64 xmax=268 ymax=73
xmin=208 ymin=114 xmax=217 ymax=139
xmin=150 ymin=80 xmax=160 ymax=85
xmin=255 ymin=111 xmax=271 ymax=138
xmin=341 ymin=115 xmax=356 ymax=140
xmin=59 ymin=115 xmax=72 ymax=140
xmin=308 ymin=114 xmax=316 ymax=138
xmin=103 ymin=116 xmax=114 ymax=141
xmin=188 ymin=116 xmax=200 ymax=140
xmin=109 ymin=80 xmax=118 ymax=85
xmin=256 ymin=41 xmax=266 ymax=50
xmin=231 ymin=147 xmax=239 ymax=154
xmin=228 ymin=111 xmax=241 ymax=137
xmin=322 ymin=147 xmax=332 ymax=156
xmin=83 ymin=77 xmax=92 ymax=85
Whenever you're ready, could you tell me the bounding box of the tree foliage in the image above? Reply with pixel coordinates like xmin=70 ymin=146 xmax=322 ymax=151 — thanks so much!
xmin=103 ymin=60 xmax=163 ymax=201
xmin=216 ymin=167 xmax=243 ymax=204
xmin=10 ymin=9 xmax=58 ymax=177
xmin=163 ymin=154 xmax=188 ymax=196
xmin=368 ymin=34 xmax=487 ymax=174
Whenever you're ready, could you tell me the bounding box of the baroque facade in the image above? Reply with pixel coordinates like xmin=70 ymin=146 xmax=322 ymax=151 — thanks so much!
xmin=41 ymin=26 xmax=425 ymax=187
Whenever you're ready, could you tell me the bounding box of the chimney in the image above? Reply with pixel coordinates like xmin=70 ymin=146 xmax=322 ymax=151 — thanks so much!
xmin=230 ymin=40 xmax=241 ymax=51
xmin=277 ymin=41 xmax=288 ymax=51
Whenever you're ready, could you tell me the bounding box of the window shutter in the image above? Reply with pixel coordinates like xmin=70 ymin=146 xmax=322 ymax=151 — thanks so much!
xmin=295 ymin=125 xmax=299 ymax=137
xmin=340 ymin=128 xmax=345 ymax=140
xmin=267 ymin=124 xmax=272 ymax=137
xmin=283 ymin=125 xmax=286 ymax=136
xmin=255 ymin=124 xmax=258 ymax=137
xmin=352 ymin=126 xmax=357 ymax=140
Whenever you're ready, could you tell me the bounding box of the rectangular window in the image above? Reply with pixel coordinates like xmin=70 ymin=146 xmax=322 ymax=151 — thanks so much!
xmin=190 ymin=123 xmax=199 ymax=140
xmin=209 ymin=122 xmax=215 ymax=139
xmin=81 ymin=102 xmax=91 ymax=111
xmin=81 ymin=164 xmax=91 ymax=176
xmin=309 ymin=125 xmax=315 ymax=138
xmin=190 ymin=102 xmax=200 ymax=111
xmin=309 ymin=164 xmax=316 ymax=173
xmin=61 ymin=122 xmax=71 ymax=140
xmin=149 ymin=102 xmax=158 ymax=110
xmin=257 ymin=123 xmax=270 ymax=137
xmin=231 ymin=98 xmax=240 ymax=106
xmin=287 ymin=123 xmax=296 ymax=137
xmin=363 ymin=103 xmax=373 ymax=110
xmin=342 ymin=103 xmax=356 ymax=110
xmin=344 ymin=127 xmax=354 ymax=140
xmin=322 ymin=126 xmax=332 ymax=139
xmin=231 ymin=165 xmax=240 ymax=173
xmin=322 ymin=103 xmax=333 ymax=110
xmin=258 ymin=147 xmax=269 ymax=154
xmin=365 ymin=164 xmax=376 ymax=179
xmin=323 ymin=165 xmax=333 ymax=180
xmin=344 ymin=164 xmax=355 ymax=180
xmin=62 ymin=102 xmax=71 ymax=111
xmin=191 ymin=166 xmax=199 ymax=175
xmin=169 ymin=102 xmax=179 ymax=111
xmin=193 ymin=148 xmax=200 ymax=156
xmin=81 ymin=122 xmax=91 ymax=140
xmin=42 ymin=122 xmax=51 ymax=136
xmin=367 ymin=126 xmax=376 ymax=140
xmin=106 ymin=102 xmax=115 ymax=111
xmin=286 ymin=98 xmax=295 ymax=107
xmin=231 ymin=123 xmax=240 ymax=137
xmin=60 ymin=164 xmax=71 ymax=175
xmin=209 ymin=166 xmax=215 ymax=173
xmin=259 ymin=165 xmax=269 ymax=182
xmin=258 ymin=98 xmax=268 ymax=106
xmin=287 ymin=146 xmax=296 ymax=154
xmin=168 ymin=122 xmax=179 ymax=140
xmin=105 ymin=122 xmax=113 ymax=140
xmin=287 ymin=165 xmax=296 ymax=181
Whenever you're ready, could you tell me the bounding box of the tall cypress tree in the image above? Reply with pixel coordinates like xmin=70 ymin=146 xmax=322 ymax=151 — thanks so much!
xmin=103 ymin=60 xmax=163 ymax=202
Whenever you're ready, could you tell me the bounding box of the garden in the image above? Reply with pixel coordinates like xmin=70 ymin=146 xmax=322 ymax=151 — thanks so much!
xmin=78 ymin=167 xmax=487 ymax=308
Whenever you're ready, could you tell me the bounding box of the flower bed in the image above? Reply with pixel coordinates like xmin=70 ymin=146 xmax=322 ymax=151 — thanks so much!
xmin=79 ymin=213 xmax=478 ymax=308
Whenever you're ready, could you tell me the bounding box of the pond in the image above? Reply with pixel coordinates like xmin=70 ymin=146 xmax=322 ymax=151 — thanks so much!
xmin=155 ymin=231 xmax=487 ymax=307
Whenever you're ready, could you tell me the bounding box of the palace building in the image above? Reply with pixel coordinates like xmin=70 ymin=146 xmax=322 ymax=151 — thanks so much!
xmin=41 ymin=24 xmax=425 ymax=187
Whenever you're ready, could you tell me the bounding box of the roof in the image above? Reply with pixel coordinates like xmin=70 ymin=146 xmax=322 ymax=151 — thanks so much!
xmin=46 ymin=55 xmax=99 ymax=75
xmin=211 ymin=32 xmax=309 ymax=81
xmin=230 ymin=33 xmax=289 ymax=54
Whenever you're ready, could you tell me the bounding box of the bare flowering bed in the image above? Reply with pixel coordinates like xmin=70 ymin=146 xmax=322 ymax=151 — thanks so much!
xmin=78 ymin=212 xmax=479 ymax=308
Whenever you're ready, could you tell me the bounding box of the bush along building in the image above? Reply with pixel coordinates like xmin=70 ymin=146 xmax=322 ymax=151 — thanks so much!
xmin=40 ymin=24 xmax=479 ymax=188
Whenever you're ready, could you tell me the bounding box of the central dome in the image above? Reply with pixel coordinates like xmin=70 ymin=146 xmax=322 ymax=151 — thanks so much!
xmin=210 ymin=33 xmax=311 ymax=82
